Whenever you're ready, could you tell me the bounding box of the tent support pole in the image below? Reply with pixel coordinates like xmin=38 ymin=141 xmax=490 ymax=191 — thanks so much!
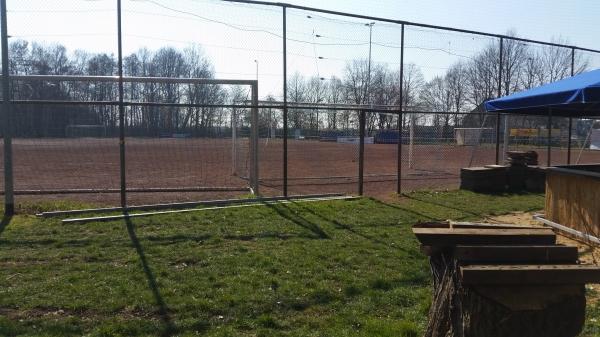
xmin=495 ymin=112 xmax=501 ymax=164
xmin=567 ymin=117 xmax=572 ymax=165
xmin=547 ymin=108 xmax=552 ymax=167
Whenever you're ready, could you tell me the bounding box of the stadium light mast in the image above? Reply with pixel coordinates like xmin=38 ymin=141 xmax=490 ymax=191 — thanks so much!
xmin=254 ymin=59 xmax=258 ymax=81
xmin=365 ymin=22 xmax=375 ymax=107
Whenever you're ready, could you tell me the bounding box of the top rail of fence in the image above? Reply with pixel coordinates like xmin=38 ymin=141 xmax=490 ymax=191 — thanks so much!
xmin=222 ymin=0 xmax=600 ymax=54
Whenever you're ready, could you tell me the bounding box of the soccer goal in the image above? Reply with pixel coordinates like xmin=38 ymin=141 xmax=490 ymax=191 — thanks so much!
xmin=10 ymin=75 xmax=260 ymax=200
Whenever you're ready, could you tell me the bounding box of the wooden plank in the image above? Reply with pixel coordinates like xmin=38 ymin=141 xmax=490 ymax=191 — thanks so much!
xmin=461 ymin=264 xmax=600 ymax=285
xmin=455 ymin=245 xmax=578 ymax=264
xmin=415 ymin=221 xmax=545 ymax=230
xmin=420 ymin=245 xmax=452 ymax=256
xmin=546 ymin=170 xmax=600 ymax=237
xmin=413 ymin=221 xmax=450 ymax=229
xmin=412 ymin=228 xmax=556 ymax=246
xmin=451 ymin=222 xmax=544 ymax=230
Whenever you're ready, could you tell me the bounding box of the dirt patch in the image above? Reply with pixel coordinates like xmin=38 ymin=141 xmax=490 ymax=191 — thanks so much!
xmin=3 ymin=138 xmax=600 ymax=207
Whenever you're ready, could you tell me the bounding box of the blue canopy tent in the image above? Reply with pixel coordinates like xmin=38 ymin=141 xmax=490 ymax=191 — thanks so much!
xmin=485 ymin=69 xmax=600 ymax=166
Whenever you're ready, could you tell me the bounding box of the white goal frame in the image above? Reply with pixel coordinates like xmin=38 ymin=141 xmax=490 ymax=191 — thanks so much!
xmin=11 ymin=74 xmax=260 ymax=195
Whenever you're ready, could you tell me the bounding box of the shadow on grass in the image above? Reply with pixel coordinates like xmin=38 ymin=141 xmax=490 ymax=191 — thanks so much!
xmin=402 ymin=192 xmax=543 ymax=221
xmin=369 ymin=198 xmax=437 ymax=222
xmin=290 ymin=202 xmax=418 ymax=256
xmin=401 ymin=193 xmax=483 ymax=218
xmin=0 ymin=214 xmax=13 ymax=238
xmin=124 ymin=214 xmax=178 ymax=337
xmin=0 ymin=238 xmax=97 ymax=248
xmin=264 ymin=202 xmax=330 ymax=239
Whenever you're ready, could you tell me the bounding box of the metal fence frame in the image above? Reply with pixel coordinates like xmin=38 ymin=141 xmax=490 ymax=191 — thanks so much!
xmin=3 ymin=0 xmax=600 ymax=214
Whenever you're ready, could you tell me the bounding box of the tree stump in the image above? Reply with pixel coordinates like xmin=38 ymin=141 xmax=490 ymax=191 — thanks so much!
xmin=413 ymin=222 xmax=596 ymax=337
xmin=423 ymin=250 xmax=586 ymax=337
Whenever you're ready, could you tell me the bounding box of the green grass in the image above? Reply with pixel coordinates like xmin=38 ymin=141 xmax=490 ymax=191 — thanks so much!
xmin=0 ymin=190 xmax=594 ymax=336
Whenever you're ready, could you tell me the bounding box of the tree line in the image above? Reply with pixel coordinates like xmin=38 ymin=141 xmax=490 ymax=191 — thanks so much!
xmin=4 ymin=32 xmax=589 ymax=138
xmin=286 ymin=33 xmax=588 ymax=137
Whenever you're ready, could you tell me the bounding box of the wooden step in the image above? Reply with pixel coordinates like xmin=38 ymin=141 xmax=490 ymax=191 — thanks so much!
xmin=412 ymin=227 xmax=556 ymax=246
xmin=454 ymin=245 xmax=578 ymax=264
xmin=460 ymin=264 xmax=600 ymax=285
xmin=451 ymin=222 xmax=544 ymax=230
xmin=414 ymin=221 xmax=544 ymax=230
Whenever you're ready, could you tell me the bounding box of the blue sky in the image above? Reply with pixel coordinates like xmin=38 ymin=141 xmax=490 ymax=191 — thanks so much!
xmin=5 ymin=0 xmax=600 ymax=98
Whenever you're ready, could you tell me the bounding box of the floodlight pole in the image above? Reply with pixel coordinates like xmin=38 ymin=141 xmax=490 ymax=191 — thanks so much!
xmin=117 ymin=0 xmax=127 ymax=208
xmin=365 ymin=22 xmax=375 ymax=106
xmin=397 ymin=24 xmax=404 ymax=195
xmin=1 ymin=0 xmax=14 ymax=215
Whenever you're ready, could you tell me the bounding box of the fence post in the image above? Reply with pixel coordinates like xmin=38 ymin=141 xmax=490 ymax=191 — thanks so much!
xmin=250 ymin=82 xmax=260 ymax=196
xmin=495 ymin=37 xmax=503 ymax=165
xmin=117 ymin=0 xmax=127 ymax=208
xmin=567 ymin=48 xmax=575 ymax=165
xmin=397 ymin=23 xmax=404 ymax=195
xmin=231 ymin=110 xmax=237 ymax=176
xmin=1 ymin=0 xmax=14 ymax=215
xmin=358 ymin=110 xmax=365 ymax=196
xmin=282 ymin=5 xmax=288 ymax=197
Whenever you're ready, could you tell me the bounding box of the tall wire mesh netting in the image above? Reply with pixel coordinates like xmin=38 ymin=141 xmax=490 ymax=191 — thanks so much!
xmin=3 ymin=0 xmax=121 ymax=206
xmin=285 ymin=108 xmax=359 ymax=196
xmin=364 ymin=111 xmax=399 ymax=197
xmin=401 ymin=112 xmax=497 ymax=192
xmin=123 ymin=82 xmax=255 ymax=204
xmin=255 ymin=108 xmax=283 ymax=197
xmin=573 ymin=51 xmax=600 ymax=165
xmin=569 ymin=118 xmax=600 ymax=164
xmin=2 ymin=0 xmax=600 ymax=206
xmin=398 ymin=27 xmax=501 ymax=192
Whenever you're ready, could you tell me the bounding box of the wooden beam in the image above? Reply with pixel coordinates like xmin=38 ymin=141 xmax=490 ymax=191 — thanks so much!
xmin=451 ymin=222 xmax=544 ymax=230
xmin=461 ymin=264 xmax=600 ymax=285
xmin=454 ymin=245 xmax=578 ymax=264
xmin=412 ymin=228 xmax=556 ymax=246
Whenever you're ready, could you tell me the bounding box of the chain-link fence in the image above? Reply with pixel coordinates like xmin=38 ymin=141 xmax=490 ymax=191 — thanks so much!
xmin=1 ymin=0 xmax=600 ymax=210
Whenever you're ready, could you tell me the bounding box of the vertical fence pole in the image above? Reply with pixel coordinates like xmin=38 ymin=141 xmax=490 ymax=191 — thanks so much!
xmin=250 ymin=82 xmax=260 ymax=196
xmin=495 ymin=37 xmax=503 ymax=165
xmin=547 ymin=108 xmax=552 ymax=167
xmin=358 ymin=110 xmax=365 ymax=196
xmin=282 ymin=6 xmax=288 ymax=197
xmin=397 ymin=24 xmax=404 ymax=195
xmin=231 ymin=110 xmax=237 ymax=175
xmin=567 ymin=48 xmax=575 ymax=165
xmin=117 ymin=0 xmax=126 ymax=208
xmin=1 ymin=0 xmax=13 ymax=215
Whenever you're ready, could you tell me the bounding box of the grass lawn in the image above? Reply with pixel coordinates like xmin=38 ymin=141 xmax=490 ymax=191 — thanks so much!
xmin=0 ymin=190 xmax=598 ymax=337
